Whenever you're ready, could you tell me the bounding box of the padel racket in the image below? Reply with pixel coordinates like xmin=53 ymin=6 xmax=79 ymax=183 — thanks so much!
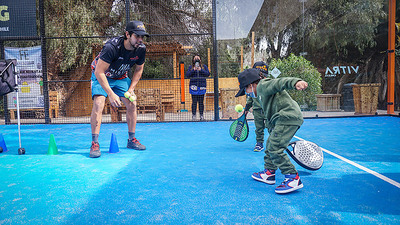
xmin=286 ymin=140 xmax=323 ymax=170
xmin=229 ymin=112 xmax=249 ymax=142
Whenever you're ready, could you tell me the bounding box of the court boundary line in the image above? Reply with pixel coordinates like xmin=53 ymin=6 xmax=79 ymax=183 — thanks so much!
xmin=294 ymin=135 xmax=400 ymax=189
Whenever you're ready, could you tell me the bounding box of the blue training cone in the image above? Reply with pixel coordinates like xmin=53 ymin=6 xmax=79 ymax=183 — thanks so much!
xmin=0 ymin=133 xmax=8 ymax=153
xmin=109 ymin=133 xmax=119 ymax=153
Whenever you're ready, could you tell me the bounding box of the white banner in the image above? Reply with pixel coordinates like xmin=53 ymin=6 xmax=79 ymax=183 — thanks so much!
xmin=5 ymin=46 xmax=44 ymax=109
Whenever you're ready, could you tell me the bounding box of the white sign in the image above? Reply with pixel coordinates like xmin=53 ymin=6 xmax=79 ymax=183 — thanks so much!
xmin=270 ymin=67 xmax=281 ymax=78
xmin=325 ymin=66 xmax=359 ymax=77
xmin=5 ymin=46 xmax=43 ymax=109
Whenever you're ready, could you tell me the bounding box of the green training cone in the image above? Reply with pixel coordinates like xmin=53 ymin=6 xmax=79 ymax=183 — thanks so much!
xmin=47 ymin=134 xmax=59 ymax=155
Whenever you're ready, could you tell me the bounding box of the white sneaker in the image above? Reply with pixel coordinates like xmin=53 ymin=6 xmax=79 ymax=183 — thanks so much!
xmin=275 ymin=173 xmax=303 ymax=194
xmin=251 ymin=169 xmax=276 ymax=184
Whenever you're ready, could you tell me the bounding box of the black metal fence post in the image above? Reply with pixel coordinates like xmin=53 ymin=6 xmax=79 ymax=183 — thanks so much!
xmin=125 ymin=0 xmax=130 ymax=22
xmin=212 ymin=0 xmax=219 ymax=121
xmin=0 ymin=40 xmax=10 ymax=124
xmin=39 ymin=0 xmax=50 ymax=124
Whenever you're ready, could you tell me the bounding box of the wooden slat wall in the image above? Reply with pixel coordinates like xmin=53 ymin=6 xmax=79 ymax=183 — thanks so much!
xmin=64 ymin=77 xmax=242 ymax=117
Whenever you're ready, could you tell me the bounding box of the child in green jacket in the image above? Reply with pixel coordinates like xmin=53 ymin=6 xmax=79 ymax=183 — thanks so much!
xmin=235 ymin=68 xmax=308 ymax=194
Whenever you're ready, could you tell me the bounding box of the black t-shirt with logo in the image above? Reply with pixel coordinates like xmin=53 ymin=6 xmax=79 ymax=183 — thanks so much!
xmin=91 ymin=37 xmax=146 ymax=79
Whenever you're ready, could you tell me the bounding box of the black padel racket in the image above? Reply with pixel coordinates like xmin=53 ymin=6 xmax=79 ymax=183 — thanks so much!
xmin=286 ymin=140 xmax=323 ymax=170
xmin=229 ymin=112 xmax=249 ymax=142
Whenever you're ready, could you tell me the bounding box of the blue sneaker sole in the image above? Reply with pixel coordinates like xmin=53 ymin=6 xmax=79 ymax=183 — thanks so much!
xmin=275 ymin=183 xmax=304 ymax=194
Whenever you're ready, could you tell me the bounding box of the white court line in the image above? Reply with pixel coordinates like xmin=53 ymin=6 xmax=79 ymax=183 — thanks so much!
xmin=294 ymin=135 xmax=400 ymax=189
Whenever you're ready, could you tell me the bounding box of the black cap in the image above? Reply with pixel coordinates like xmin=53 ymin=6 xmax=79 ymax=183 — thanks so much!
xmin=235 ymin=68 xmax=261 ymax=97
xmin=126 ymin=20 xmax=150 ymax=37
xmin=253 ymin=61 xmax=269 ymax=75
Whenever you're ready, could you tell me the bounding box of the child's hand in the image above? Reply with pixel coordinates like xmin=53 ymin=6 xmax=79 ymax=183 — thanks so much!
xmin=295 ymin=81 xmax=308 ymax=90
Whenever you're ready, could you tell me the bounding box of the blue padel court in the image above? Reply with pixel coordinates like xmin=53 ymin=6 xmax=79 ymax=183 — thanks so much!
xmin=1 ymin=116 xmax=400 ymax=224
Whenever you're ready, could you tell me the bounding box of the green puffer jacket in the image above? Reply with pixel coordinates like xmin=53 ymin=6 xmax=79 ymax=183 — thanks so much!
xmin=254 ymin=77 xmax=303 ymax=129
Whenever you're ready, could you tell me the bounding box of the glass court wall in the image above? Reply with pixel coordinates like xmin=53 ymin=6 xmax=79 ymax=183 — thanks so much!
xmin=215 ymin=0 xmax=394 ymax=116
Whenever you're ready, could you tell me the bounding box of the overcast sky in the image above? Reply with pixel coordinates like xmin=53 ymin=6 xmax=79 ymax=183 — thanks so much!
xmin=216 ymin=0 xmax=264 ymax=40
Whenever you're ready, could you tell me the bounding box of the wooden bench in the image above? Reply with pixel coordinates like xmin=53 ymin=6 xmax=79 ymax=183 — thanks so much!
xmin=49 ymin=91 xmax=60 ymax=118
xmin=316 ymin=94 xmax=341 ymax=112
xmin=161 ymin=90 xmax=175 ymax=113
xmin=9 ymin=91 xmax=60 ymax=119
xmin=109 ymin=88 xmax=165 ymax=122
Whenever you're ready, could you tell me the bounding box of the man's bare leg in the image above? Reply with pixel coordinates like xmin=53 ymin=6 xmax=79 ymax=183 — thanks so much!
xmin=122 ymin=98 xmax=146 ymax=150
xmin=90 ymin=95 xmax=106 ymax=158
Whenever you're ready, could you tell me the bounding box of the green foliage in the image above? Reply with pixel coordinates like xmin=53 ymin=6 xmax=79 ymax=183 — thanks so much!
xmin=142 ymin=59 xmax=171 ymax=79
xmin=217 ymin=42 xmax=241 ymax=78
xmin=45 ymin=0 xmax=118 ymax=73
xmin=218 ymin=61 xmax=240 ymax=78
xmin=269 ymin=54 xmax=323 ymax=109
xmin=307 ymin=0 xmax=385 ymax=55
xmin=395 ymin=22 xmax=400 ymax=57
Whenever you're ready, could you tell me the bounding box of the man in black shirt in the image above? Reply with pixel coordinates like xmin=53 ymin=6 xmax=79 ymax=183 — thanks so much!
xmin=89 ymin=20 xmax=149 ymax=158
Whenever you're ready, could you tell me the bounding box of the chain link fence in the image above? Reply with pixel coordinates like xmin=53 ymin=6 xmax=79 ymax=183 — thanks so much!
xmin=1 ymin=0 xmax=223 ymax=124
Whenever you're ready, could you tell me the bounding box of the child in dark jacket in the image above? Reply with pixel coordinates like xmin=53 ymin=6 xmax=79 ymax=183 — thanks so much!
xmin=235 ymin=68 xmax=308 ymax=194
xmin=243 ymin=61 xmax=269 ymax=152
xmin=187 ymin=54 xmax=210 ymax=121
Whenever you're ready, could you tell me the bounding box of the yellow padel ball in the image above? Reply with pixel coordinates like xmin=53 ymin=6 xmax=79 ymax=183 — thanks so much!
xmin=129 ymin=94 xmax=136 ymax=102
xmin=235 ymin=104 xmax=243 ymax=113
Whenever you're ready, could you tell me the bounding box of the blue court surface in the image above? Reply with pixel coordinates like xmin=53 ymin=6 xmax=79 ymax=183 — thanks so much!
xmin=0 ymin=116 xmax=399 ymax=224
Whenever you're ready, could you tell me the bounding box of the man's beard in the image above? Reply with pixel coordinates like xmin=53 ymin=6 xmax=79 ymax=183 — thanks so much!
xmin=129 ymin=39 xmax=139 ymax=49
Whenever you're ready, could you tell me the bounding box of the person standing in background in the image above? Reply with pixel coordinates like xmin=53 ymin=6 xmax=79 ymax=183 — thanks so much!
xmin=187 ymin=54 xmax=210 ymax=121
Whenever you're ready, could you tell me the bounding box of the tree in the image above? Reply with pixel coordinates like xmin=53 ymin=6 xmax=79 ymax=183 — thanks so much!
xmin=269 ymin=54 xmax=323 ymax=109
xmin=301 ymin=0 xmax=396 ymax=109
xmin=43 ymin=0 xmax=121 ymax=114
xmin=306 ymin=0 xmax=385 ymax=56
xmin=248 ymin=0 xmax=395 ymax=109
xmin=132 ymin=0 xmax=213 ymax=78
xmin=44 ymin=0 xmax=213 ymax=113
